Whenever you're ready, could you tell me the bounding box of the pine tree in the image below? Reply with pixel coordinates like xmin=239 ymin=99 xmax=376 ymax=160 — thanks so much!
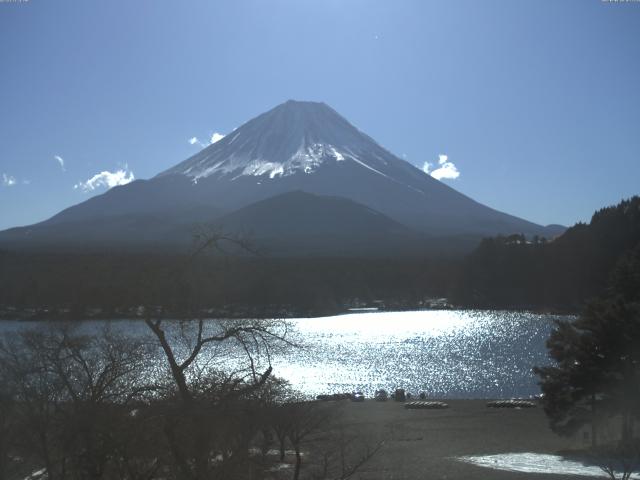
xmin=535 ymin=247 xmax=640 ymax=446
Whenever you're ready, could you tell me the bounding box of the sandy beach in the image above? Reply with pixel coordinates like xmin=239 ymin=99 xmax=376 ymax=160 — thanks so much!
xmin=300 ymin=399 xmax=592 ymax=480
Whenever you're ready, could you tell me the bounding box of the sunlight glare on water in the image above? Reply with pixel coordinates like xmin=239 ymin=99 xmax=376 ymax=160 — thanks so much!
xmin=293 ymin=310 xmax=472 ymax=339
xmin=273 ymin=310 xmax=565 ymax=399
xmin=0 ymin=310 xmax=569 ymax=399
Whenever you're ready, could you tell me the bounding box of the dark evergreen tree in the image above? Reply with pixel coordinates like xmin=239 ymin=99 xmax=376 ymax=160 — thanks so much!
xmin=535 ymin=247 xmax=640 ymax=446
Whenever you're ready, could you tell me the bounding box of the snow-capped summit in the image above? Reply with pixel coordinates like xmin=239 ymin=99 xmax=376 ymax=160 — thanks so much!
xmin=159 ymin=100 xmax=400 ymax=182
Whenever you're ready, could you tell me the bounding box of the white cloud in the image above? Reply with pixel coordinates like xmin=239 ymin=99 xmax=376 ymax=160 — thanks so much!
xmin=54 ymin=155 xmax=65 ymax=171
xmin=210 ymin=132 xmax=225 ymax=144
xmin=423 ymin=154 xmax=460 ymax=180
xmin=2 ymin=173 xmax=17 ymax=187
xmin=431 ymin=162 xmax=460 ymax=180
xmin=74 ymin=166 xmax=135 ymax=193
xmin=189 ymin=132 xmax=225 ymax=148
xmin=188 ymin=136 xmax=207 ymax=148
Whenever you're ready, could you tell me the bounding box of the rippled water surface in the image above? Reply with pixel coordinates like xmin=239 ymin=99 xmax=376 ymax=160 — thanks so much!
xmin=278 ymin=310 xmax=565 ymax=398
xmin=0 ymin=310 xmax=570 ymax=398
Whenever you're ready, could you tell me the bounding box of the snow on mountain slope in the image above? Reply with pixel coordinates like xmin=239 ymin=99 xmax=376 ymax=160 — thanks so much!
xmin=159 ymin=100 xmax=402 ymax=182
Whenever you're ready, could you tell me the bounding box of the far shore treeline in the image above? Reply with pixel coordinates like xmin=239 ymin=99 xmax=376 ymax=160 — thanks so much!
xmin=0 ymin=196 xmax=638 ymax=320
xmin=0 ymin=254 xmax=458 ymax=319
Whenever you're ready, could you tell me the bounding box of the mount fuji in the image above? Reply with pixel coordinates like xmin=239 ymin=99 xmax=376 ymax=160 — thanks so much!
xmin=0 ymin=100 xmax=563 ymax=255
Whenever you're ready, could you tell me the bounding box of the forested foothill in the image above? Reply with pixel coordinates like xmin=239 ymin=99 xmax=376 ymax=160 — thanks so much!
xmin=1 ymin=197 xmax=638 ymax=319
xmin=454 ymin=196 xmax=640 ymax=312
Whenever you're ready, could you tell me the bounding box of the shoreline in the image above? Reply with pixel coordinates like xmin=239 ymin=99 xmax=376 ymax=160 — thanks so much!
xmin=0 ymin=304 xmax=579 ymax=322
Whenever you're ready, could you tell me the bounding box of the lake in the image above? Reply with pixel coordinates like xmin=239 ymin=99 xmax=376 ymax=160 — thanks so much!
xmin=0 ymin=310 xmax=570 ymax=399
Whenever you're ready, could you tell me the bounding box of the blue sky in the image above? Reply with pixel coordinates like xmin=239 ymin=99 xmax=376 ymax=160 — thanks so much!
xmin=1 ymin=0 xmax=639 ymax=230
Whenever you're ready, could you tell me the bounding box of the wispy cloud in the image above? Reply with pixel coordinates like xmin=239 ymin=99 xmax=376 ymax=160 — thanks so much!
xmin=2 ymin=173 xmax=17 ymax=187
xmin=54 ymin=155 xmax=65 ymax=171
xmin=74 ymin=165 xmax=135 ymax=193
xmin=423 ymin=154 xmax=460 ymax=180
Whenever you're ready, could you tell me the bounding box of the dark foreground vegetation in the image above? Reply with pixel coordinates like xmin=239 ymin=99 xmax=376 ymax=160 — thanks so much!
xmin=533 ymin=220 xmax=640 ymax=479
xmin=0 ymin=319 xmax=382 ymax=480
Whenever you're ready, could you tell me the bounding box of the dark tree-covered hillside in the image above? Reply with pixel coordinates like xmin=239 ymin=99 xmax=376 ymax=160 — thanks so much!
xmin=0 ymin=251 xmax=459 ymax=319
xmin=453 ymin=196 xmax=640 ymax=311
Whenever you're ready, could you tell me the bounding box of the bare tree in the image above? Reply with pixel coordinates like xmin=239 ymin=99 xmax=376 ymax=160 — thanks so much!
xmin=589 ymin=442 xmax=639 ymax=480
xmin=588 ymin=426 xmax=640 ymax=480
xmin=312 ymin=422 xmax=384 ymax=480
xmin=135 ymin=227 xmax=299 ymax=479
xmin=0 ymin=325 xmax=152 ymax=480
xmin=253 ymin=376 xmax=294 ymax=460
xmin=144 ymin=317 xmax=288 ymax=404
xmin=284 ymin=401 xmax=334 ymax=480
xmin=265 ymin=398 xmax=382 ymax=480
xmin=143 ymin=316 xmax=293 ymax=480
xmin=0 ymin=366 xmax=18 ymax=480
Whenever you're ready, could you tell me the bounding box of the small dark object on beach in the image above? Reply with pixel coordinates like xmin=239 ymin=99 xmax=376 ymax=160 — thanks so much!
xmin=394 ymin=388 xmax=406 ymax=402
xmin=316 ymin=393 xmax=353 ymax=401
xmin=486 ymin=399 xmax=536 ymax=409
xmin=405 ymin=401 xmax=449 ymax=409
xmin=375 ymin=389 xmax=388 ymax=401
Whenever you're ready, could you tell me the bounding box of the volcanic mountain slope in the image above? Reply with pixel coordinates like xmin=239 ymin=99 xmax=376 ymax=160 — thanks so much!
xmin=0 ymin=100 xmax=563 ymax=254
xmin=209 ymin=191 xmax=427 ymax=256
xmin=157 ymin=100 xmax=558 ymax=237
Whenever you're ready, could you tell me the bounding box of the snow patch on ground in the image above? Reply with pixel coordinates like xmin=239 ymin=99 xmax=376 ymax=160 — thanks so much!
xmin=241 ymin=161 xmax=285 ymax=179
xmin=343 ymin=151 xmax=390 ymax=180
xmin=457 ymin=452 xmax=640 ymax=478
xmin=330 ymin=146 xmax=345 ymax=161
xmin=23 ymin=468 xmax=46 ymax=480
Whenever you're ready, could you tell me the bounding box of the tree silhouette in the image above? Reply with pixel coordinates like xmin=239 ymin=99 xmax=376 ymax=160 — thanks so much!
xmin=535 ymin=245 xmax=640 ymax=447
